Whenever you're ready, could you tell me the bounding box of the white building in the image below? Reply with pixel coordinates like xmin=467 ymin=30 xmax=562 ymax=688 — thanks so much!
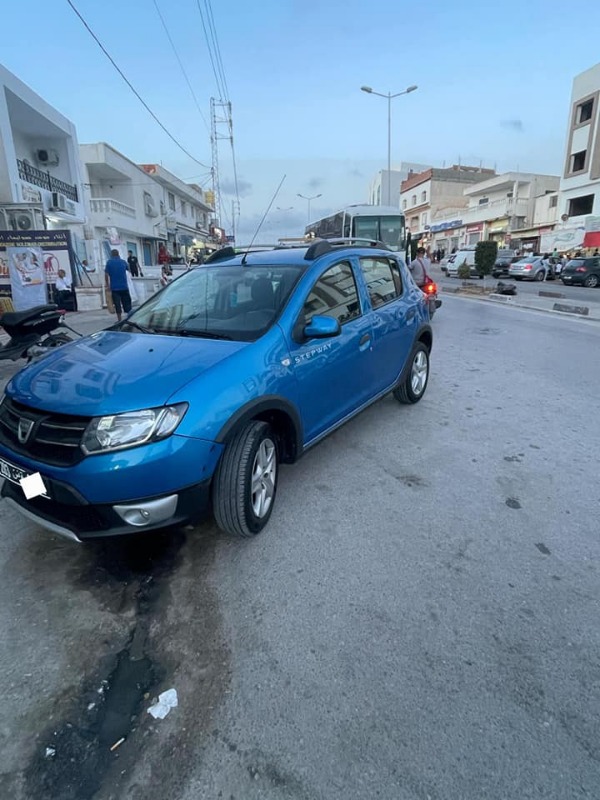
xmin=557 ymin=61 xmax=600 ymax=252
xmin=428 ymin=172 xmax=560 ymax=252
xmin=80 ymin=144 xmax=214 ymax=277
xmin=0 ymin=63 xmax=86 ymax=251
xmin=139 ymin=164 xmax=213 ymax=258
xmin=401 ymin=165 xmax=495 ymax=240
xmin=368 ymin=162 xmax=430 ymax=207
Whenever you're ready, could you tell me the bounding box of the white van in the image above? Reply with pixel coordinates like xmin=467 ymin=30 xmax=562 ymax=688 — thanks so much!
xmin=447 ymin=249 xmax=480 ymax=278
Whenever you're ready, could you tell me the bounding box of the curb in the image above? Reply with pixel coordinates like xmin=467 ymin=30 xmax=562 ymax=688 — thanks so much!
xmin=445 ymin=291 xmax=600 ymax=322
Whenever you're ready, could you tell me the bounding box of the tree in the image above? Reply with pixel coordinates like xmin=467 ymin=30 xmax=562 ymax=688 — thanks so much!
xmin=457 ymin=260 xmax=471 ymax=281
xmin=475 ymin=240 xmax=498 ymax=279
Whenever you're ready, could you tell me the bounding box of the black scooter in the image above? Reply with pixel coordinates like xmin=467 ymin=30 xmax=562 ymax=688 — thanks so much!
xmin=0 ymin=304 xmax=81 ymax=362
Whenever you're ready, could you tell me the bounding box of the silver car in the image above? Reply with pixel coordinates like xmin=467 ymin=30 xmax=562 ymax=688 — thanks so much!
xmin=508 ymin=256 xmax=547 ymax=281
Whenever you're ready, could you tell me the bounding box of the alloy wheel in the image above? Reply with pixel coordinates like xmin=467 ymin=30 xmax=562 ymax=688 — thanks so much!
xmin=251 ymin=438 xmax=277 ymax=518
xmin=411 ymin=350 xmax=429 ymax=396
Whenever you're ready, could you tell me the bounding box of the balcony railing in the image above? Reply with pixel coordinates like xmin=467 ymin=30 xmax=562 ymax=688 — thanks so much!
xmin=17 ymin=159 xmax=79 ymax=202
xmin=89 ymin=198 xmax=136 ymax=218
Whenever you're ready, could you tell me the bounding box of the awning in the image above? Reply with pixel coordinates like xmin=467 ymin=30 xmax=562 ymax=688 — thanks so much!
xmin=583 ymin=231 xmax=600 ymax=248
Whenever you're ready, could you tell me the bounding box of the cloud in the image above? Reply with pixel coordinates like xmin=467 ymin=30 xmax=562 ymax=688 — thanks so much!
xmin=307 ymin=177 xmax=323 ymax=190
xmin=349 ymin=168 xmax=363 ymax=178
xmin=220 ymin=177 xmax=253 ymax=197
xmin=500 ymin=119 xmax=524 ymax=132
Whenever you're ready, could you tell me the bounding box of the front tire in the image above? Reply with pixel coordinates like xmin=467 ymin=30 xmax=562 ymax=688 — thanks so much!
xmin=212 ymin=421 xmax=278 ymax=538
xmin=394 ymin=342 xmax=430 ymax=404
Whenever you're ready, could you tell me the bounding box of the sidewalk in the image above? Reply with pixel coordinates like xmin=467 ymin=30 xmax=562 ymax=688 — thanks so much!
xmin=441 ymin=286 xmax=600 ymax=321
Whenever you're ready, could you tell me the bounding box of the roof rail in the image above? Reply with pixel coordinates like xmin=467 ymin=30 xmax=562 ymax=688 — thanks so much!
xmin=304 ymin=240 xmax=332 ymax=260
xmin=204 ymin=246 xmax=237 ymax=263
xmin=325 ymin=237 xmax=391 ymax=250
xmin=304 ymin=237 xmax=391 ymax=260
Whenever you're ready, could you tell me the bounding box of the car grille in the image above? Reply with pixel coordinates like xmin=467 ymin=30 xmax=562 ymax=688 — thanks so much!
xmin=0 ymin=397 xmax=89 ymax=466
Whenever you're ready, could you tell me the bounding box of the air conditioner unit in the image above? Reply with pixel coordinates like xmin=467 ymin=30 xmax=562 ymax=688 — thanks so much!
xmin=36 ymin=148 xmax=60 ymax=167
xmin=6 ymin=208 xmax=38 ymax=231
xmin=51 ymin=192 xmax=68 ymax=211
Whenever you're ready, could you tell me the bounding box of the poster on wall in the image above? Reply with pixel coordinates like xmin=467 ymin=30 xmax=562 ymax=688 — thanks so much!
xmin=0 ymin=230 xmax=75 ymax=305
xmin=7 ymin=246 xmax=47 ymax=310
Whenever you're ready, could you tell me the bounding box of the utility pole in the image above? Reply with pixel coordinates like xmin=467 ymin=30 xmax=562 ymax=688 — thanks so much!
xmin=210 ymin=97 xmax=234 ymax=230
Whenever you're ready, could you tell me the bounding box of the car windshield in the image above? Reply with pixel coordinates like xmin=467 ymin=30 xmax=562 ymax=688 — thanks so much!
xmin=127 ymin=264 xmax=303 ymax=342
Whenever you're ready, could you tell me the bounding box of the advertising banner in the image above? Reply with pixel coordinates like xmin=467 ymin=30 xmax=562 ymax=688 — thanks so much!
xmin=0 ymin=230 xmax=75 ymax=305
xmin=7 ymin=246 xmax=46 ymax=310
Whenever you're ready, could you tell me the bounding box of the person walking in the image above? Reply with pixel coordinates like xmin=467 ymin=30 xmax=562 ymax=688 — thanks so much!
xmin=105 ymin=249 xmax=132 ymax=322
xmin=127 ymin=250 xmax=143 ymax=277
xmin=409 ymin=247 xmax=430 ymax=288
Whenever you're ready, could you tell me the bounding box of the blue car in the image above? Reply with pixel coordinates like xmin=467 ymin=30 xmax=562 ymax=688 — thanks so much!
xmin=0 ymin=240 xmax=433 ymax=541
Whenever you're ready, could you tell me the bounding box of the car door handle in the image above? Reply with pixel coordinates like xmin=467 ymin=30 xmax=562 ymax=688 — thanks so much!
xmin=359 ymin=333 xmax=371 ymax=351
xmin=400 ymin=308 xmax=416 ymax=321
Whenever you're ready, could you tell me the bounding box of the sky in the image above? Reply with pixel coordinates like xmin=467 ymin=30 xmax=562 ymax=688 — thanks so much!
xmin=2 ymin=0 xmax=600 ymax=242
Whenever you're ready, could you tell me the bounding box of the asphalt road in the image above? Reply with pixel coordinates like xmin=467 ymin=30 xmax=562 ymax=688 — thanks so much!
xmin=1 ymin=298 xmax=599 ymax=800
xmin=432 ymin=264 xmax=600 ymax=305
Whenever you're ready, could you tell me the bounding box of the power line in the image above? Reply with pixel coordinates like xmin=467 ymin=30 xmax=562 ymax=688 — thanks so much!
xmin=152 ymin=0 xmax=210 ymax=134
xmin=195 ymin=0 xmax=226 ymax=101
xmin=204 ymin=0 xmax=229 ymax=101
xmin=66 ymin=0 xmax=210 ymax=169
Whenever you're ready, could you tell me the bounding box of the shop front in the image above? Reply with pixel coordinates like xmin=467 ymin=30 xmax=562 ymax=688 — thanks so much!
xmin=466 ymin=223 xmax=483 ymax=246
xmin=486 ymin=219 xmax=509 ymax=247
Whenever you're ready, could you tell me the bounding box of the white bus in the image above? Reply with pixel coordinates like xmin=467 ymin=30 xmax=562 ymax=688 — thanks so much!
xmin=305 ymin=204 xmax=407 ymax=256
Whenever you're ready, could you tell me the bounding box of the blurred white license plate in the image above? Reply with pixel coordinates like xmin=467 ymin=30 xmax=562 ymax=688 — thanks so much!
xmin=0 ymin=458 xmax=48 ymax=498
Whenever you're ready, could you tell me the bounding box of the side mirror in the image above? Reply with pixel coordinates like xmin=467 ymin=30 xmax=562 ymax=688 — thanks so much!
xmin=303 ymin=314 xmax=341 ymax=340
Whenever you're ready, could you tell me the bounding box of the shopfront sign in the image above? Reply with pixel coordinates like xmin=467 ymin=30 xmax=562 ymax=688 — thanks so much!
xmin=429 ymin=219 xmax=462 ymax=233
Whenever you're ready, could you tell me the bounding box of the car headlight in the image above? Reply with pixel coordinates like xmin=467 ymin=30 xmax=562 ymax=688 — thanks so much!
xmin=82 ymin=403 xmax=188 ymax=455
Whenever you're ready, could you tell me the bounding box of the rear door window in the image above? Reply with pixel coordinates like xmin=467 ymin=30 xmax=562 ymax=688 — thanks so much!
xmin=358 ymin=257 xmax=403 ymax=308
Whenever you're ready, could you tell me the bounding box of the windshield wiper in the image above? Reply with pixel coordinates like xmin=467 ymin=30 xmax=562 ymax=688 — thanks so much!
xmin=178 ymin=329 xmax=233 ymax=340
xmin=121 ymin=320 xmax=155 ymax=335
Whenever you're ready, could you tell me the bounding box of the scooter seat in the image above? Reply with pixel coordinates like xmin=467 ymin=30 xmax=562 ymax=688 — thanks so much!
xmin=0 ymin=304 xmax=59 ymax=327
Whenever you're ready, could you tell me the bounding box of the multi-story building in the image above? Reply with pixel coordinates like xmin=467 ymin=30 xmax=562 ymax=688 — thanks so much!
xmin=401 ymin=165 xmax=495 ymax=244
xmin=81 ymin=143 xmax=168 ymax=275
xmin=428 ymin=172 xmax=560 ymax=253
xmin=556 ymin=61 xmax=600 ymax=252
xmin=80 ymin=144 xmax=215 ymax=278
xmin=0 ymin=63 xmax=86 ymax=252
xmin=368 ymin=162 xmax=430 ymax=207
xmin=139 ymin=164 xmax=213 ymax=258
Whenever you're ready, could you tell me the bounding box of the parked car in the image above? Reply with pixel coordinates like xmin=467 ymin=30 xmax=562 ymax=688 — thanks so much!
xmin=447 ymin=249 xmax=481 ymax=278
xmin=0 ymin=240 xmax=433 ymax=542
xmin=508 ymin=256 xmax=547 ymax=281
xmin=560 ymin=257 xmax=600 ymax=287
xmin=439 ymin=254 xmax=455 ymax=275
xmin=491 ymin=249 xmax=519 ymax=278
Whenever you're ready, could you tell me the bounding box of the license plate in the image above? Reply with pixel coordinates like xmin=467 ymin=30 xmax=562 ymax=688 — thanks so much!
xmin=0 ymin=458 xmax=49 ymax=498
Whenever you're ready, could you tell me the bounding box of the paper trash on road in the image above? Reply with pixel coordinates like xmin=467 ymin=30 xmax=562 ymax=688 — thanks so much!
xmin=147 ymin=688 xmax=178 ymax=720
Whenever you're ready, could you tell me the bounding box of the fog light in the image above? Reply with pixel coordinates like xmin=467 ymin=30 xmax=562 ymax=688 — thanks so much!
xmin=113 ymin=495 xmax=178 ymax=527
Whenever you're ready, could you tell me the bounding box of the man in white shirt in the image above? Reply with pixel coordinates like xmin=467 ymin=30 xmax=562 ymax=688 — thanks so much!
xmin=55 ymin=269 xmax=74 ymax=308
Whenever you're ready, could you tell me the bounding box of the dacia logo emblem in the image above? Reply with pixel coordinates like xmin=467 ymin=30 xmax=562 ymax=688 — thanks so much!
xmin=17 ymin=418 xmax=34 ymax=445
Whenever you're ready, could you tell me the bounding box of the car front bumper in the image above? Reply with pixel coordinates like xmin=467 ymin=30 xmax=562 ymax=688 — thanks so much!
xmin=0 ymin=434 xmax=223 ymax=540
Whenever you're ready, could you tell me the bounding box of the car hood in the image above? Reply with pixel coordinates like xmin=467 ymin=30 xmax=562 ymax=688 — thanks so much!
xmin=6 ymin=330 xmax=248 ymax=416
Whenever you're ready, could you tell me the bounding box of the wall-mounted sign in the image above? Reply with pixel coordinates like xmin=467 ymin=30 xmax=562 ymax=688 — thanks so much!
xmin=429 ymin=219 xmax=463 ymax=233
xmin=21 ymin=185 xmax=43 ymax=204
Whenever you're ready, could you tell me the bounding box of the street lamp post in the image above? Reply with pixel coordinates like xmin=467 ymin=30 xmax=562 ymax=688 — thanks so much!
xmin=297 ymin=193 xmax=322 ymax=224
xmin=360 ymin=84 xmax=418 ymax=206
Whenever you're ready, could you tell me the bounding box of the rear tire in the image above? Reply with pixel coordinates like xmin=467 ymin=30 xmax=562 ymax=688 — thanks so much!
xmin=394 ymin=342 xmax=430 ymax=404
xmin=535 ymin=271 xmax=545 ymax=282
xmin=584 ymin=274 xmax=599 ymax=288
xmin=42 ymin=332 xmax=73 ymax=347
xmin=212 ymin=420 xmax=278 ymax=538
